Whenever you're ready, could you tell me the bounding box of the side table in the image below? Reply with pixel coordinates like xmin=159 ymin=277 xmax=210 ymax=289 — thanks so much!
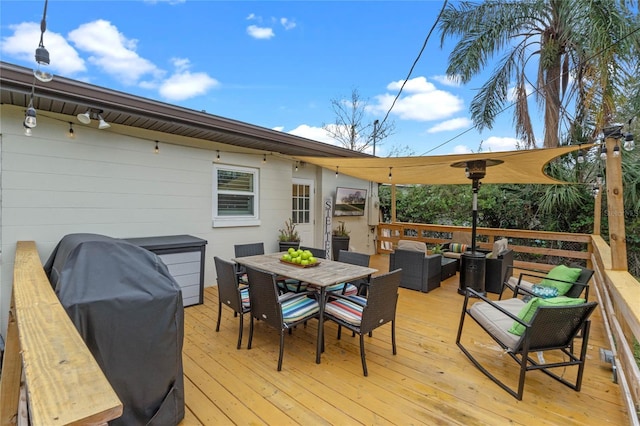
xmin=441 ymin=257 xmax=457 ymax=281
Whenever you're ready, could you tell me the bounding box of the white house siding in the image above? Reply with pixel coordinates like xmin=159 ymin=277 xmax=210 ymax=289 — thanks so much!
xmin=0 ymin=106 xmax=376 ymax=336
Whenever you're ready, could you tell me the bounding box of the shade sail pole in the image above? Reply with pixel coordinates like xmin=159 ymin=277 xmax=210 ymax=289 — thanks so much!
xmin=605 ymin=136 xmax=628 ymax=271
xmin=471 ymin=178 xmax=479 ymax=252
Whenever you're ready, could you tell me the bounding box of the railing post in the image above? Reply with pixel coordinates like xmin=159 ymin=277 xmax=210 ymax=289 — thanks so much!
xmin=604 ymin=136 xmax=628 ymax=271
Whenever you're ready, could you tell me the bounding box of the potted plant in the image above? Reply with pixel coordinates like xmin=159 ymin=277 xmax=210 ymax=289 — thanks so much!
xmin=432 ymin=244 xmax=444 ymax=255
xmin=278 ymin=218 xmax=300 ymax=251
xmin=331 ymin=221 xmax=350 ymax=260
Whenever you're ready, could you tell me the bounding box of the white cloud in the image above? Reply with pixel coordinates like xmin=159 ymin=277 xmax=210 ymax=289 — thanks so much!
xmin=481 ymin=136 xmax=520 ymax=152
xmin=286 ymin=124 xmax=337 ymax=145
xmin=159 ymin=58 xmax=219 ymax=101
xmin=280 ymin=18 xmax=297 ymax=30
xmin=427 ymin=117 xmax=473 ymax=133
xmin=371 ymin=76 xmax=464 ymax=121
xmin=452 ymin=144 xmax=472 ymax=154
xmin=68 ymin=20 xmax=161 ymax=85
xmin=247 ymin=25 xmax=275 ymax=40
xmin=272 ymin=126 xmax=285 ymax=132
xmin=431 ymin=74 xmax=462 ymax=87
xmin=1 ymin=22 xmax=86 ymax=75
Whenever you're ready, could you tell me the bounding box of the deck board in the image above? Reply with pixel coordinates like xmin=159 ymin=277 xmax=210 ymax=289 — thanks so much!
xmin=181 ymin=254 xmax=627 ymax=425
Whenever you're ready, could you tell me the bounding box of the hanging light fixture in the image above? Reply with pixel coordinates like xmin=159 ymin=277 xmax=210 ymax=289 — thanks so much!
xmin=599 ymin=145 xmax=607 ymax=161
xmin=33 ymin=0 xmax=53 ymax=83
xmin=23 ymin=123 xmax=33 ymax=136
xmin=154 ymin=140 xmax=159 ymax=154
xmin=335 ymin=166 xmax=339 ymax=178
xmin=262 ymin=154 xmax=267 ymax=163
xmin=24 ymin=97 xmax=37 ymax=128
xmin=576 ymin=148 xmax=584 ymax=164
xmin=295 ymin=161 xmax=299 ymax=172
xmin=388 ymin=167 xmax=393 ymax=181
xmin=67 ymin=122 xmax=75 ymax=139
xmin=623 ymin=133 xmax=635 ymax=151
xmin=613 ymin=142 xmax=621 ymax=157
xmin=216 ymin=150 xmax=220 ymax=162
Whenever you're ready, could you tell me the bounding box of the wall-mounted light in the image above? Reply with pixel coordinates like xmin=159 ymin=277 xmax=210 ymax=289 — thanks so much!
xmin=77 ymin=108 xmax=110 ymax=129
xmin=67 ymin=122 xmax=75 ymax=139
xmin=154 ymin=140 xmax=159 ymax=154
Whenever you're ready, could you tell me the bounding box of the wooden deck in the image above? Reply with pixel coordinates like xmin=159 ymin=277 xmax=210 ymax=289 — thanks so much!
xmin=181 ymin=254 xmax=628 ymax=425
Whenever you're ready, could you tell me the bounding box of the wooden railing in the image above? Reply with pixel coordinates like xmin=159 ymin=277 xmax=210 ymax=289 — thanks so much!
xmin=377 ymin=222 xmax=592 ymax=271
xmin=377 ymin=222 xmax=640 ymax=424
xmin=0 ymin=241 xmax=122 ymax=425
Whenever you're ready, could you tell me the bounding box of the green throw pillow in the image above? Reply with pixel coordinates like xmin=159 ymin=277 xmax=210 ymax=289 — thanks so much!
xmin=540 ymin=265 xmax=582 ymax=295
xmin=508 ymin=297 xmax=541 ymax=336
xmin=508 ymin=296 xmax=586 ymax=336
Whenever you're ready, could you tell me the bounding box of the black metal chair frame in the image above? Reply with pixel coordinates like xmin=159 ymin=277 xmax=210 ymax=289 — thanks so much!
xmin=456 ymin=288 xmax=598 ymax=400
xmin=322 ymin=268 xmax=402 ymax=376
xmin=499 ymin=264 xmax=593 ymax=300
xmin=245 ymin=266 xmax=321 ymax=371
xmin=214 ymin=256 xmax=251 ymax=349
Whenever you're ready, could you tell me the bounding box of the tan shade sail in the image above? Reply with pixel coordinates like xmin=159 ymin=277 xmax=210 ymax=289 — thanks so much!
xmin=296 ymin=145 xmax=593 ymax=185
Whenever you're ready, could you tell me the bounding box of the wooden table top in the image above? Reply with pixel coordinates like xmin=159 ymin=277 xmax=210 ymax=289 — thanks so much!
xmin=234 ymin=252 xmax=378 ymax=288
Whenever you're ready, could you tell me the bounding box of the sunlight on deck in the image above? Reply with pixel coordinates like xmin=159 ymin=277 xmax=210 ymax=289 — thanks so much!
xmin=180 ymin=254 xmax=627 ymax=425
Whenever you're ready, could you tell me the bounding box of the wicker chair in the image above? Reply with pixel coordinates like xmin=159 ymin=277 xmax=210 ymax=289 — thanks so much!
xmin=214 ymin=257 xmax=251 ymax=349
xmin=233 ymin=242 xmax=265 ymax=284
xmin=323 ymin=250 xmax=371 ymax=296
xmin=500 ymin=264 xmax=593 ymax=300
xmin=300 ymin=246 xmax=327 ymax=259
xmin=389 ymin=249 xmax=442 ymax=292
xmin=323 ymin=268 xmax=402 ymax=376
xmin=456 ymin=288 xmax=598 ymax=400
xmin=245 ymin=266 xmax=321 ymax=371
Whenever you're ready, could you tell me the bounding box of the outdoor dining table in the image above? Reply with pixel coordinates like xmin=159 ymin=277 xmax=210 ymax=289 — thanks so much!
xmin=233 ymin=252 xmax=378 ymax=363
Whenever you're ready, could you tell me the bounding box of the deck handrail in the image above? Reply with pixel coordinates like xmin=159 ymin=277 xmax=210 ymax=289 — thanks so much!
xmin=0 ymin=241 xmax=122 ymax=425
xmin=377 ymin=222 xmax=592 ymax=271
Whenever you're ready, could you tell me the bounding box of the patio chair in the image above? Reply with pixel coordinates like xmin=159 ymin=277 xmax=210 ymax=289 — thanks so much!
xmin=245 ymin=266 xmax=321 ymax=371
xmin=500 ymin=264 xmax=593 ymax=300
xmin=323 ymin=250 xmax=371 ymax=296
xmin=234 ymin=242 xmax=265 ymax=284
xmin=322 ymin=268 xmax=402 ymax=376
xmin=214 ymin=256 xmax=251 ymax=350
xmin=300 ymin=246 xmax=327 ymax=259
xmin=481 ymin=238 xmax=514 ymax=294
xmin=456 ymin=288 xmax=597 ymax=400
xmin=389 ymin=240 xmax=442 ymax=292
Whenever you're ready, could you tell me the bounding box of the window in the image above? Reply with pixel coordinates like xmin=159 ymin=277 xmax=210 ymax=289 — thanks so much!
xmin=213 ymin=164 xmax=260 ymax=227
xmin=292 ymin=182 xmax=311 ymax=224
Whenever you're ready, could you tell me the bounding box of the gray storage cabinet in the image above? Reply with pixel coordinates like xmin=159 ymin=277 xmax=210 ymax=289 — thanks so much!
xmin=125 ymin=235 xmax=207 ymax=307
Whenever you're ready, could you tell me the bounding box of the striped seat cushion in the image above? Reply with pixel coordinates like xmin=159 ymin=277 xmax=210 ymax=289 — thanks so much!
xmin=240 ymin=287 xmax=250 ymax=309
xmin=281 ymin=295 xmax=319 ymax=323
xmin=238 ymin=273 xmax=249 ymax=285
xmin=324 ymin=295 xmax=367 ymax=325
xmin=324 ymin=282 xmax=359 ymax=296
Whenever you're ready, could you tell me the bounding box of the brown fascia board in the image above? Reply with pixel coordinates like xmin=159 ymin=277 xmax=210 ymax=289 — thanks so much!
xmin=0 ymin=61 xmax=372 ymax=159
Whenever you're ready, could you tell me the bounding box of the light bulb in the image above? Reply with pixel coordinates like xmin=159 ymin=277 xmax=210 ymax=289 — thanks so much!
xmin=623 ymin=134 xmax=635 ymax=151
xmin=23 ymin=123 xmax=32 ymax=136
xmin=576 ymin=149 xmax=584 ymax=164
xmin=599 ymin=145 xmax=607 ymax=160
xmin=613 ymin=144 xmax=620 ymax=157
xmin=24 ymin=106 xmax=37 ymax=128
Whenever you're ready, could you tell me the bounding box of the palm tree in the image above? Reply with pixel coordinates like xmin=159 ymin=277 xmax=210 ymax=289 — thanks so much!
xmin=438 ymin=0 xmax=636 ymax=148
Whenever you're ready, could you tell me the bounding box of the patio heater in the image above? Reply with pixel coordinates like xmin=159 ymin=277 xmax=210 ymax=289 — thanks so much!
xmin=451 ymin=159 xmax=503 ymax=295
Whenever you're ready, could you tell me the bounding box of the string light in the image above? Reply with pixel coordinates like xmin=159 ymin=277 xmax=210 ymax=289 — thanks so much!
xmin=613 ymin=142 xmax=621 ymax=157
xmin=67 ymin=122 xmax=75 ymax=139
xmin=216 ymin=150 xmax=220 ymax=162
xmin=263 ymin=154 xmax=267 ymax=163
xmin=295 ymin=161 xmax=299 ymax=172
xmin=388 ymin=167 xmax=393 ymax=181
xmin=576 ymin=147 xmax=584 ymax=164
xmin=23 ymin=123 xmax=32 ymax=136
xmin=599 ymin=145 xmax=607 ymax=160
xmin=335 ymin=166 xmax=339 ymax=178
xmin=154 ymin=140 xmax=159 ymax=154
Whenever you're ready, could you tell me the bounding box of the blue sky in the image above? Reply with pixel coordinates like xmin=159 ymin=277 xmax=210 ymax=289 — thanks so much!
xmin=0 ymin=0 xmax=538 ymax=156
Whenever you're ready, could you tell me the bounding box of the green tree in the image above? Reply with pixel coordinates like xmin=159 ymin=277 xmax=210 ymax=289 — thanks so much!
xmin=438 ymin=0 xmax=636 ymax=148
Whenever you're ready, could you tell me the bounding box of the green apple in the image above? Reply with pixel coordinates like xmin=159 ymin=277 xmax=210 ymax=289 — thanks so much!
xmin=283 ymin=254 xmax=292 ymax=262
xmin=301 ymin=252 xmax=310 ymax=260
xmin=288 ymin=247 xmax=295 ymax=254
xmin=300 ymin=259 xmax=309 ymax=266
xmin=309 ymin=256 xmax=317 ymax=264
xmin=294 ymin=257 xmax=301 ymax=264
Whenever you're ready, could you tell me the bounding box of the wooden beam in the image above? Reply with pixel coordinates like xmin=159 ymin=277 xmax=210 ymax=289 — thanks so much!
xmin=604 ymin=137 xmax=628 ymax=270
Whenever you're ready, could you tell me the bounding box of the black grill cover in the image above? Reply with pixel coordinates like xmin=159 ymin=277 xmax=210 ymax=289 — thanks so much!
xmin=44 ymin=233 xmax=185 ymax=426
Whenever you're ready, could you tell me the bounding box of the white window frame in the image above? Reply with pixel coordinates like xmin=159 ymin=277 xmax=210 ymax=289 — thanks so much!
xmin=212 ymin=164 xmax=260 ymax=228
